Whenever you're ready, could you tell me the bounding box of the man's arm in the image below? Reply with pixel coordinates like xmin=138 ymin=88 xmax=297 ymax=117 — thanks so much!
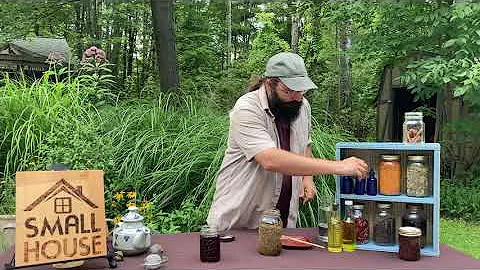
xmin=300 ymin=145 xmax=316 ymax=203
xmin=255 ymin=147 xmax=368 ymax=179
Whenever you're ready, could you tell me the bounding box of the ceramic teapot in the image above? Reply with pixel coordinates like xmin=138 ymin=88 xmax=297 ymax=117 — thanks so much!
xmin=113 ymin=206 xmax=151 ymax=255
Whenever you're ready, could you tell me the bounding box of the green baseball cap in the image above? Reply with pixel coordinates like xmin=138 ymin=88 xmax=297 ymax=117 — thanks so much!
xmin=264 ymin=52 xmax=318 ymax=92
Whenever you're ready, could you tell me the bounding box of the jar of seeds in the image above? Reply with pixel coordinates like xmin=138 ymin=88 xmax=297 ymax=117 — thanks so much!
xmin=257 ymin=209 xmax=282 ymax=256
xmin=406 ymin=156 xmax=429 ymax=197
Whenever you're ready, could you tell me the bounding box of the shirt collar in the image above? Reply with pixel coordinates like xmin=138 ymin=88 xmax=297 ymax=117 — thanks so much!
xmin=259 ymin=85 xmax=275 ymax=118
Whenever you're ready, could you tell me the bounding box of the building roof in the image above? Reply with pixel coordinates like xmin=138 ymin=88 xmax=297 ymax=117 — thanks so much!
xmin=0 ymin=37 xmax=70 ymax=64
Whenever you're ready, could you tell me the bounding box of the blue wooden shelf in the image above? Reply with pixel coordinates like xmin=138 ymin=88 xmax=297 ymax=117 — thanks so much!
xmin=335 ymin=142 xmax=441 ymax=257
xmin=336 ymin=142 xmax=440 ymax=151
xmin=340 ymin=194 xmax=435 ymax=204
xmin=356 ymin=243 xmax=437 ymax=256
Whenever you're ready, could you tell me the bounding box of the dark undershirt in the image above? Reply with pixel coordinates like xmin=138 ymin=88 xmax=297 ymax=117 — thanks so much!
xmin=274 ymin=116 xmax=292 ymax=228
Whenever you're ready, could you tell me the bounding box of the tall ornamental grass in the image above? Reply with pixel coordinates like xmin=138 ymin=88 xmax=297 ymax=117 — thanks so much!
xmin=0 ymin=69 xmax=354 ymax=230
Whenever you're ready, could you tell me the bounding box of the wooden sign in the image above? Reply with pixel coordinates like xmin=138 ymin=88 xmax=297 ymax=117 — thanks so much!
xmin=15 ymin=170 xmax=107 ymax=267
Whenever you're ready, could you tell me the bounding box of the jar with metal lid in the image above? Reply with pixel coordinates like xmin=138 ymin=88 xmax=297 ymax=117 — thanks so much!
xmin=353 ymin=204 xmax=369 ymax=244
xmin=403 ymin=112 xmax=425 ymax=143
xmin=200 ymin=225 xmax=220 ymax=262
xmin=407 ymin=156 xmax=429 ymax=197
xmin=379 ymin=155 xmax=401 ymax=195
xmin=374 ymin=203 xmax=395 ymax=245
xmin=398 ymin=227 xmax=422 ymax=261
xmin=257 ymin=209 xmax=282 ymax=256
xmin=402 ymin=204 xmax=427 ymax=248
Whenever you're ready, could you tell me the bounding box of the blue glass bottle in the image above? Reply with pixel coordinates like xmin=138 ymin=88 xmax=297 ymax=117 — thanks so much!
xmin=341 ymin=176 xmax=354 ymax=194
xmin=355 ymin=178 xmax=366 ymax=195
xmin=366 ymin=170 xmax=378 ymax=196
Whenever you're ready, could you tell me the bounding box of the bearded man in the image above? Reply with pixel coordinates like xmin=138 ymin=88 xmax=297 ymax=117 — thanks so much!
xmin=207 ymin=52 xmax=368 ymax=231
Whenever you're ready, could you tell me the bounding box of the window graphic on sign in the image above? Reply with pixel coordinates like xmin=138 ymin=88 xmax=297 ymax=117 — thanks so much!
xmin=15 ymin=170 xmax=107 ymax=267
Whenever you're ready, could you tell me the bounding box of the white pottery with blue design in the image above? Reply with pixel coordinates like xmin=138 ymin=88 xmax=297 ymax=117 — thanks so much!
xmin=113 ymin=206 xmax=151 ymax=255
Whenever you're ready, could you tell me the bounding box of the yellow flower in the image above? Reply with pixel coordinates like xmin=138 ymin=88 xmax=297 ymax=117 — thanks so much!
xmin=111 ymin=202 xmax=117 ymax=208
xmin=113 ymin=216 xmax=121 ymax=224
xmin=127 ymin=191 xmax=136 ymax=199
xmin=127 ymin=201 xmax=136 ymax=208
xmin=142 ymin=200 xmax=152 ymax=209
xmin=139 ymin=206 xmax=145 ymax=212
xmin=113 ymin=192 xmax=124 ymax=200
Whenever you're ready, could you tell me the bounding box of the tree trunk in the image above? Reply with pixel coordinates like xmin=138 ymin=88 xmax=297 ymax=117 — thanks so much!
xmin=290 ymin=5 xmax=300 ymax=53
xmin=226 ymin=0 xmax=232 ymax=69
xmin=151 ymin=0 xmax=180 ymax=92
xmin=338 ymin=19 xmax=352 ymax=109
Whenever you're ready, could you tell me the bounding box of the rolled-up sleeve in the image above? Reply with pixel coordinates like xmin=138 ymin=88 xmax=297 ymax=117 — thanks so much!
xmin=230 ymin=104 xmax=276 ymax=161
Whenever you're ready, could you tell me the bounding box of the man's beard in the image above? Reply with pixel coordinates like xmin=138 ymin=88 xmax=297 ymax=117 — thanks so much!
xmin=268 ymin=89 xmax=303 ymax=122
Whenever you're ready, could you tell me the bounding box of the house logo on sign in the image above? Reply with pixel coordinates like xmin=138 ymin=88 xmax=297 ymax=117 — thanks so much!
xmin=15 ymin=170 xmax=107 ymax=268
xmin=24 ymin=179 xmax=98 ymax=214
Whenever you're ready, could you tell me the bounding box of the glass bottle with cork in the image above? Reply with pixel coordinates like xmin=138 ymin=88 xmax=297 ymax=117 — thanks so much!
xmin=327 ymin=203 xmax=343 ymax=253
xmin=342 ymin=200 xmax=356 ymax=252
xmin=353 ymin=204 xmax=369 ymax=244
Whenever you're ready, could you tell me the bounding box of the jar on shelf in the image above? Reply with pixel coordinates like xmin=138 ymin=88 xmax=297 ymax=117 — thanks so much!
xmin=374 ymin=203 xmax=395 ymax=246
xmin=200 ymin=225 xmax=220 ymax=262
xmin=402 ymin=204 xmax=427 ymax=248
xmin=341 ymin=176 xmax=354 ymax=194
xmin=355 ymin=178 xmax=366 ymax=195
xmin=353 ymin=204 xmax=369 ymax=244
xmin=406 ymin=156 xmax=430 ymax=197
xmin=257 ymin=209 xmax=282 ymax=256
xmin=379 ymin=155 xmax=401 ymax=195
xmin=403 ymin=112 xmax=425 ymax=143
xmin=398 ymin=226 xmax=422 ymax=261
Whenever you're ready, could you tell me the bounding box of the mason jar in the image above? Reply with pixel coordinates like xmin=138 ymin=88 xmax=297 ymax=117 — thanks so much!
xmin=374 ymin=203 xmax=395 ymax=246
xmin=403 ymin=112 xmax=425 ymax=143
xmin=402 ymin=204 xmax=427 ymax=248
xmin=406 ymin=156 xmax=429 ymax=197
xmin=200 ymin=225 xmax=220 ymax=262
xmin=398 ymin=226 xmax=422 ymax=261
xmin=379 ymin=155 xmax=401 ymax=195
xmin=257 ymin=209 xmax=282 ymax=256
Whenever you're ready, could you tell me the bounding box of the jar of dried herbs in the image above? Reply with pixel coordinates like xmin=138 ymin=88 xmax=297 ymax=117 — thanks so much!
xmin=374 ymin=203 xmax=395 ymax=246
xmin=257 ymin=209 xmax=282 ymax=256
xmin=406 ymin=155 xmax=429 ymax=197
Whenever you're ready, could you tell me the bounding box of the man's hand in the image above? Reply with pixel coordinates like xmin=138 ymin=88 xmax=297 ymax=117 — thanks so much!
xmin=300 ymin=176 xmax=316 ymax=204
xmin=338 ymin=157 xmax=369 ymax=179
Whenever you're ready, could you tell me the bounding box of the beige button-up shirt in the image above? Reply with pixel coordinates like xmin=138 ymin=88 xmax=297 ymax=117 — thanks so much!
xmin=207 ymin=86 xmax=312 ymax=232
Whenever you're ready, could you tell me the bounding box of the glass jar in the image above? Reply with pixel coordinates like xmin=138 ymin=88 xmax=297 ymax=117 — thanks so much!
xmin=318 ymin=205 xmax=330 ymax=243
xmin=374 ymin=203 xmax=395 ymax=246
xmin=403 ymin=112 xmax=425 ymax=143
xmin=341 ymin=176 xmax=354 ymax=194
xmin=353 ymin=204 xmax=369 ymax=244
xmin=379 ymin=155 xmax=401 ymax=195
xmin=355 ymin=178 xmax=366 ymax=195
xmin=406 ymin=156 xmax=429 ymax=197
xmin=402 ymin=204 xmax=427 ymax=248
xmin=398 ymin=227 xmax=422 ymax=261
xmin=257 ymin=209 xmax=282 ymax=256
xmin=200 ymin=225 xmax=220 ymax=262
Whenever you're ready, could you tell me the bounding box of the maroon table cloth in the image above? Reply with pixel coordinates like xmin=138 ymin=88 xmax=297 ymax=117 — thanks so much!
xmin=2 ymin=228 xmax=479 ymax=270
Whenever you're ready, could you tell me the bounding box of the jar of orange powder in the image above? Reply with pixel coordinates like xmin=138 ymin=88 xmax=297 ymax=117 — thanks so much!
xmin=379 ymin=155 xmax=401 ymax=195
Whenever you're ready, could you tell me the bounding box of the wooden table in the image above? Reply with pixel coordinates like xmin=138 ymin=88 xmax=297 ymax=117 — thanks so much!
xmin=2 ymin=228 xmax=479 ymax=269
